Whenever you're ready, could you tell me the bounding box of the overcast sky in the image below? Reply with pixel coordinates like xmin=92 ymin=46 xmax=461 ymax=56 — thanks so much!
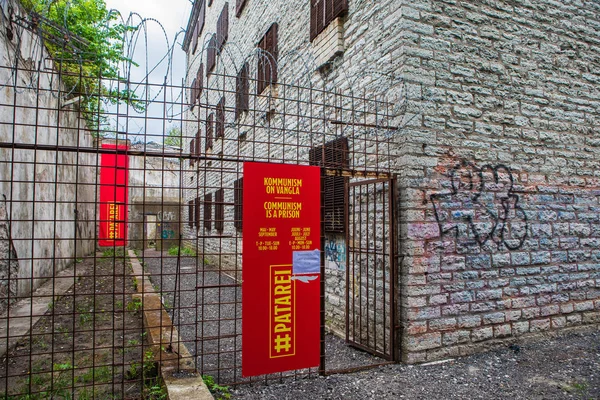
xmin=103 ymin=0 xmax=192 ymax=142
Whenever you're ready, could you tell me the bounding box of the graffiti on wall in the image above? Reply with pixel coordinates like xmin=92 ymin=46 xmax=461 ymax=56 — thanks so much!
xmin=430 ymin=161 xmax=528 ymax=250
xmin=325 ymin=237 xmax=346 ymax=270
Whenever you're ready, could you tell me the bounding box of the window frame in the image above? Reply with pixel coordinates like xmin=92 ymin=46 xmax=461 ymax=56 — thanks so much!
xmin=257 ymin=23 xmax=278 ymax=95
xmin=310 ymin=0 xmax=348 ymax=41
xmin=203 ymin=193 xmax=212 ymax=230
xmin=235 ymin=63 xmax=249 ymax=120
xmin=234 ymin=177 xmax=243 ymax=231
xmin=215 ymin=188 xmax=225 ymax=232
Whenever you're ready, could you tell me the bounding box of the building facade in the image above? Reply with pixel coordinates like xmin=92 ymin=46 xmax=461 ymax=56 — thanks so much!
xmin=181 ymin=0 xmax=600 ymax=363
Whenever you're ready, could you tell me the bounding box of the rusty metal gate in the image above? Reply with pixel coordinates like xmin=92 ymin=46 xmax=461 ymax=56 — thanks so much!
xmin=346 ymin=177 xmax=397 ymax=361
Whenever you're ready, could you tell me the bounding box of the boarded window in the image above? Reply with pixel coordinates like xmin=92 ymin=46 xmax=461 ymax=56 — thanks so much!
xmin=217 ymin=3 xmax=229 ymax=51
xmin=257 ymin=23 xmax=278 ymax=94
xmin=235 ymin=63 xmax=249 ymax=119
xmin=188 ymin=200 xmax=194 ymax=228
xmin=190 ymin=138 xmax=196 ymax=166
xmin=236 ymin=0 xmax=247 ymax=17
xmin=234 ymin=177 xmax=243 ymax=231
xmin=310 ymin=0 xmax=348 ymax=41
xmin=206 ymin=113 xmax=214 ymax=150
xmin=196 ymin=64 xmax=204 ymax=102
xmin=308 ymin=137 xmax=349 ymax=233
xmin=207 ymin=34 xmax=217 ymax=76
xmin=198 ymin=0 xmax=206 ymax=37
xmin=216 ymin=98 xmax=225 ymax=139
xmin=195 ymin=129 xmax=201 ymax=157
xmin=215 ymin=188 xmax=225 ymax=232
xmin=191 ymin=22 xmax=199 ymax=55
xmin=190 ymin=78 xmax=197 ymax=108
xmin=195 ymin=197 xmax=201 ymax=228
xmin=204 ymin=193 xmax=212 ymax=230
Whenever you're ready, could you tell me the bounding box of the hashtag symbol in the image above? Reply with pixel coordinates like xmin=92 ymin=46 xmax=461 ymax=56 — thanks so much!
xmin=273 ymin=334 xmax=291 ymax=353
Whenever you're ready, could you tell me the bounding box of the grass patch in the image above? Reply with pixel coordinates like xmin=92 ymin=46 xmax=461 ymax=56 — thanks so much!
xmin=202 ymin=375 xmax=231 ymax=400
xmin=167 ymin=246 xmax=196 ymax=256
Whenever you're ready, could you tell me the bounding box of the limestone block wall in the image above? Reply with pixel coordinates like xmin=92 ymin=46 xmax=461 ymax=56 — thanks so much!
xmin=398 ymin=0 xmax=600 ymax=362
xmin=0 ymin=0 xmax=96 ymax=308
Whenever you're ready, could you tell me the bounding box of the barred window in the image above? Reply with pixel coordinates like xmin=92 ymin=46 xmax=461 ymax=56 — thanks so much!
xmin=203 ymin=193 xmax=212 ymax=230
xmin=190 ymin=138 xmax=196 ymax=166
xmin=235 ymin=63 xmax=249 ymax=119
xmin=215 ymin=188 xmax=225 ymax=232
xmin=207 ymin=34 xmax=217 ymax=76
xmin=310 ymin=0 xmax=348 ymax=41
xmin=236 ymin=0 xmax=247 ymax=17
xmin=188 ymin=200 xmax=194 ymax=228
xmin=308 ymin=137 xmax=349 ymax=233
xmin=195 ymin=197 xmax=201 ymax=228
xmin=198 ymin=0 xmax=206 ymax=38
xmin=234 ymin=177 xmax=243 ymax=231
xmin=216 ymin=3 xmax=229 ymax=51
xmin=206 ymin=113 xmax=214 ymax=151
xmin=257 ymin=23 xmax=278 ymax=94
xmin=216 ymin=97 xmax=225 ymax=139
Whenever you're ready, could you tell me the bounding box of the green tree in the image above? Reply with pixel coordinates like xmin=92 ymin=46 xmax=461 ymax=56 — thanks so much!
xmin=21 ymin=0 xmax=140 ymax=130
xmin=164 ymin=127 xmax=182 ymax=148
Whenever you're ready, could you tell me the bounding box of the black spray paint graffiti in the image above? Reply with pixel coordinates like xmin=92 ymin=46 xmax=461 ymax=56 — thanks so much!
xmin=430 ymin=161 xmax=528 ymax=250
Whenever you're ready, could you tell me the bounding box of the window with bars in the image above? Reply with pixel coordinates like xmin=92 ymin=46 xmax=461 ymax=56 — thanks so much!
xmin=198 ymin=0 xmax=206 ymax=38
xmin=195 ymin=197 xmax=201 ymax=228
xmin=308 ymin=137 xmax=349 ymax=233
xmin=310 ymin=0 xmax=348 ymax=41
xmin=190 ymin=78 xmax=197 ymax=108
xmin=217 ymin=3 xmax=229 ymax=51
xmin=190 ymin=138 xmax=196 ymax=166
xmin=207 ymin=34 xmax=217 ymax=76
xmin=236 ymin=0 xmax=247 ymax=17
xmin=203 ymin=193 xmax=212 ymax=230
xmin=216 ymin=98 xmax=225 ymax=139
xmin=195 ymin=129 xmax=201 ymax=160
xmin=196 ymin=64 xmax=204 ymax=102
xmin=234 ymin=177 xmax=243 ymax=231
xmin=215 ymin=188 xmax=224 ymax=232
xmin=206 ymin=113 xmax=214 ymax=150
xmin=257 ymin=23 xmax=278 ymax=95
xmin=235 ymin=63 xmax=249 ymax=120
xmin=188 ymin=200 xmax=194 ymax=228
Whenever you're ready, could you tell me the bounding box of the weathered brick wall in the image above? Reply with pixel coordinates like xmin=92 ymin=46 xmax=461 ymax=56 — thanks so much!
xmin=400 ymin=0 xmax=600 ymax=362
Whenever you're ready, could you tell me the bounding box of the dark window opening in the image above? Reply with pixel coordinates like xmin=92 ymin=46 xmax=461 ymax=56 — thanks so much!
xmin=198 ymin=0 xmax=206 ymax=38
xmin=234 ymin=177 xmax=243 ymax=231
xmin=188 ymin=200 xmax=194 ymax=228
xmin=190 ymin=138 xmax=196 ymax=166
xmin=216 ymin=97 xmax=225 ymax=139
xmin=215 ymin=188 xmax=225 ymax=232
xmin=196 ymin=64 xmax=204 ymax=102
xmin=235 ymin=63 xmax=249 ymax=119
xmin=195 ymin=197 xmax=201 ymax=228
xmin=257 ymin=23 xmax=278 ymax=94
xmin=217 ymin=3 xmax=229 ymax=51
xmin=207 ymin=34 xmax=217 ymax=75
xmin=236 ymin=0 xmax=247 ymax=17
xmin=310 ymin=0 xmax=348 ymax=41
xmin=206 ymin=113 xmax=214 ymax=151
xmin=308 ymin=137 xmax=349 ymax=233
xmin=203 ymin=193 xmax=212 ymax=230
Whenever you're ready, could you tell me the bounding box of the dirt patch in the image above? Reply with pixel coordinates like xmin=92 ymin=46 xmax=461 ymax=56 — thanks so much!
xmin=0 ymin=252 xmax=161 ymax=399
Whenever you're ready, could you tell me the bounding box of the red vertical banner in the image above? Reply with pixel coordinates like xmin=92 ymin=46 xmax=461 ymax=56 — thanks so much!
xmin=242 ymin=162 xmax=321 ymax=377
xmin=98 ymin=143 xmax=129 ymax=247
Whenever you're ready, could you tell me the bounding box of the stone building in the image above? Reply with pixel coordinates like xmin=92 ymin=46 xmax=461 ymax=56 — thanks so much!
xmin=181 ymin=0 xmax=600 ymax=364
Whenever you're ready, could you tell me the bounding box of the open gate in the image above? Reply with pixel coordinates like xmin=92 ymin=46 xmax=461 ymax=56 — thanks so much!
xmin=346 ymin=176 xmax=397 ymax=361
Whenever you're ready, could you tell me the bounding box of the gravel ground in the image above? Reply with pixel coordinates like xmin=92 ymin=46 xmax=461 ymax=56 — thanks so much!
xmin=141 ymin=251 xmax=599 ymax=399
xmin=233 ymin=331 xmax=600 ymax=400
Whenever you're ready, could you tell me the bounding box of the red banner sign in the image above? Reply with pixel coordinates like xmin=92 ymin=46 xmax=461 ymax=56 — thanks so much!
xmin=98 ymin=143 xmax=128 ymax=247
xmin=242 ymin=162 xmax=321 ymax=377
